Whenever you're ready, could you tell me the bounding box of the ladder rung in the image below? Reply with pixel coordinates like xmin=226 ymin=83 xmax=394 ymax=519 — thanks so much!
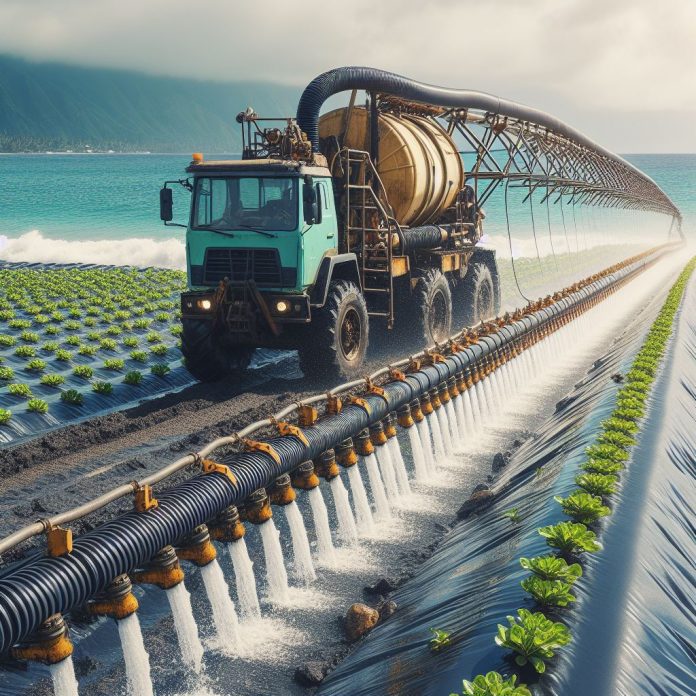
xmin=364 ymin=268 xmax=390 ymax=274
xmin=363 ymin=288 xmax=390 ymax=294
xmin=368 ymin=311 xmax=391 ymax=317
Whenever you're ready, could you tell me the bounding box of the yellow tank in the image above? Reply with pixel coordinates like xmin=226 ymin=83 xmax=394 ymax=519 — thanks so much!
xmin=319 ymin=107 xmax=464 ymax=227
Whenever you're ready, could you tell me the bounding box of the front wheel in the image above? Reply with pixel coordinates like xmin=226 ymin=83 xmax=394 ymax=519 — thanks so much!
xmin=298 ymin=280 xmax=369 ymax=380
xmin=181 ymin=318 xmax=254 ymax=382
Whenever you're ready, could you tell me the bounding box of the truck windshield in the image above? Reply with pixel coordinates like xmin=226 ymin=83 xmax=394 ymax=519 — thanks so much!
xmin=192 ymin=176 xmax=298 ymax=232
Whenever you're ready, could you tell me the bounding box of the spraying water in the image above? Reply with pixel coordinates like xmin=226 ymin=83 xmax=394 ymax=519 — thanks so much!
xmin=445 ymin=400 xmax=460 ymax=444
xmin=473 ymin=381 xmax=487 ymax=421
xmin=227 ymin=538 xmax=261 ymax=620
xmin=200 ymin=560 xmax=241 ymax=652
xmin=49 ymin=659 xmax=79 ymax=696
xmin=284 ymin=501 xmax=317 ymax=584
xmin=375 ymin=446 xmax=400 ymax=499
xmin=428 ymin=412 xmax=447 ymax=461
xmin=166 ymin=582 xmax=204 ymax=673
xmin=117 ymin=613 xmax=153 ymax=696
xmin=453 ymin=394 xmax=467 ymax=445
xmin=416 ymin=419 xmax=437 ymax=474
xmin=259 ymin=519 xmax=290 ymax=603
xmin=363 ymin=453 xmax=391 ymax=520
xmin=307 ymin=486 xmax=336 ymax=564
xmin=329 ymin=476 xmax=359 ymax=545
xmin=462 ymin=388 xmax=477 ymax=438
xmin=346 ymin=465 xmax=374 ymax=534
xmin=388 ymin=437 xmax=412 ymax=495
xmin=436 ymin=406 xmax=454 ymax=455
xmin=407 ymin=426 xmax=428 ymax=481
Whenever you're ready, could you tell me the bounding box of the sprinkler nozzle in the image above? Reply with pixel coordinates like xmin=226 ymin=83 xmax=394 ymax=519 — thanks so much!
xmin=448 ymin=377 xmax=459 ymax=399
xmin=131 ymin=545 xmax=185 ymax=589
xmin=355 ymin=429 xmax=375 ymax=456
xmin=209 ymin=505 xmax=246 ymax=542
xmin=397 ymin=404 xmax=414 ymax=428
xmin=438 ymin=382 xmax=451 ymax=404
xmin=11 ymin=614 xmax=74 ymax=665
xmin=291 ymin=460 xmax=321 ymax=489
xmin=176 ymin=524 xmax=217 ymax=567
xmin=269 ymin=473 xmax=296 ymax=506
xmin=410 ymin=399 xmax=424 ymax=422
xmin=244 ymin=489 xmax=273 ymax=524
xmin=428 ymin=388 xmax=442 ymax=410
xmin=369 ymin=422 xmax=388 ymax=446
xmin=315 ymin=449 xmax=340 ymax=480
xmin=456 ymin=372 xmax=467 ymax=392
xmin=419 ymin=393 xmax=434 ymax=415
xmin=86 ymin=574 xmax=138 ymax=620
xmin=335 ymin=439 xmax=358 ymax=467
xmin=383 ymin=413 xmax=398 ymax=439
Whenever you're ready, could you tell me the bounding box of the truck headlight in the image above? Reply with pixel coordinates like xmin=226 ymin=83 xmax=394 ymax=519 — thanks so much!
xmin=197 ymin=299 xmax=212 ymax=311
xmin=275 ymin=300 xmax=289 ymax=313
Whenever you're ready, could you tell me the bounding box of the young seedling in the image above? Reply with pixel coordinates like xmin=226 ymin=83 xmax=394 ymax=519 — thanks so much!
xmin=55 ymin=349 xmax=72 ymax=362
xmin=103 ymin=358 xmax=125 ymax=371
xmin=40 ymin=374 xmax=65 ymax=388
xmin=64 ymin=335 xmax=81 ymax=346
xmin=0 ymin=366 xmax=14 ymax=380
xmin=130 ymin=350 xmax=148 ymax=362
xmin=554 ymin=491 xmax=611 ymax=524
xmin=0 ymin=408 xmax=11 ymax=425
xmin=73 ymin=365 xmax=94 ymax=380
xmin=27 ymin=398 xmax=49 ymax=414
xmin=538 ymin=521 xmax=601 ymax=554
xmin=520 ymin=576 xmax=576 ymax=607
xmin=92 ymin=380 xmax=114 ymax=395
xmin=519 ymin=556 xmax=582 ymax=583
xmin=20 ymin=330 xmax=40 ymax=343
xmin=429 ymin=628 xmax=452 ymax=652
xmin=575 ymin=473 xmax=618 ymax=496
xmin=149 ymin=343 xmax=168 ymax=356
xmin=60 ymin=389 xmax=84 ymax=406
xmin=14 ymin=345 xmax=37 ymax=358
xmin=495 ymin=609 xmax=570 ymax=673
xmin=26 ymin=358 xmax=47 ymax=372
xmin=151 ymin=363 xmax=171 ymax=377
xmin=124 ymin=370 xmax=143 ymax=386
xmin=456 ymin=672 xmax=531 ymax=696
xmin=502 ymin=508 xmax=522 ymax=524
xmin=581 ymin=458 xmax=624 ymax=475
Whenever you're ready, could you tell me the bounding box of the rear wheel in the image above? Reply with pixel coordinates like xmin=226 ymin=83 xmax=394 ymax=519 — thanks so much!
xmin=412 ymin=269 xmax=453 ymax=346
xmin=455 ymin=261 xmax=497 ymax=327
xmin=298 ymin=280 xmax=369 ymax=380
xmin=181 ymin=318 xmax=254 ymax=382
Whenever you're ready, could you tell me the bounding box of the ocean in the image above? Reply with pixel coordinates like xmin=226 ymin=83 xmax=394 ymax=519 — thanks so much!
xmin=0 ymin=152 xmax=693 ymax=269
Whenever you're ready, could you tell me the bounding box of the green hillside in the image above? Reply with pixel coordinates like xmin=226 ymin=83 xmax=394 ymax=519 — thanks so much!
xmin=0 ymin=56 xmax=300 ymax=152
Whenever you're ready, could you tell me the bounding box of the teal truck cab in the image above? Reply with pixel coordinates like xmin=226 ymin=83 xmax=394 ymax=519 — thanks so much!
xmin=161 ymin=104 xmax=499 ymax=381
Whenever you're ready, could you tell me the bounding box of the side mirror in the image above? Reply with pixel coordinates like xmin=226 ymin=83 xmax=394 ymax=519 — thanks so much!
xmin=160 ymin=187 xmax=173 ymax=222
xmin=303 ymin=178 xmax=317 ymax=225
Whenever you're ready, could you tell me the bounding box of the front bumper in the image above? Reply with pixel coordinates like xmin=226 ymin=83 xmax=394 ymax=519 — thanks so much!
xmin=181 ymin=290 xmax=311 ymax=324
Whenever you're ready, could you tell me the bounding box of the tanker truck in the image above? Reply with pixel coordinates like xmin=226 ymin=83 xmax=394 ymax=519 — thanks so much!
xmin=160 ymin=71 xmax=500 ymax=381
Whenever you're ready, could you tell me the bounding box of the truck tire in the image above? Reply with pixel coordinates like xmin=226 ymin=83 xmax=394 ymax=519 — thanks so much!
xmin=413 ymin=268 xmax=453 ymax=346
xmin=456 ymin=261 xmax=497 ymax=327
xmin=298 ymin=280 xmax=369 ymax=380
xmin=181 ymin=318 xmax=254 ymax=382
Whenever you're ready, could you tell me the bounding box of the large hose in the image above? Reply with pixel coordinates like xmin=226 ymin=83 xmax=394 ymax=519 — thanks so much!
xmin=296 ymin=66 xmax=672 ymax=209
xmin=397 ymin=225 xmax=447 ymax=253
xmin=0 ymin=250 xmax=663 ymax=654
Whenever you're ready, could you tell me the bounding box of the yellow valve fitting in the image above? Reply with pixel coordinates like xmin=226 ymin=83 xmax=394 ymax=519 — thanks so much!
xmin=269 ymin=473 xmax=296 ymax=506
xmin=175 ymin=524 xmax=217 ymax=567
xmin=86 ymin=574 xmax=139 ymax=620
xmin=134 ymin=483 xmax=158 ymax=513
xmin=291 ymin=461 xmax=321 ymax=489
xmin=326 ymin=393 xmax=343 ymax=415
xmin=315 ymin=449 xmax=340 ymax=480
xmin=429 ymin=388 xmax=442 ymax=410
xmin=369 ymin=422 xmax=388 ymax=446
xmin=448 ymin=377 xmax=459 ymax=399
xmin=11 ymin=614 xmax=73 ymax=666
xmin=209 ymin=505 xmax=246 ymax=542
xmin=456 ymin=372 xmax=467 ymax=392
xmin=335 ymin=439 xmax=358 ymax=467
xmin=298 ymin=404 xmax=319 ymax=426
xmin=383 ymin=415 xmax=397 ymax=439
xmin=438 ymin=383 xmax=451 ymax=404
xmin=131 ymin=546 xmax=184 ymax=590
xmin=46 ymin=525 xmax=73 ymax=557
xmin=419 ymin=393 xmax=434 ymax=416
xmin=397 ymin=404 xmax=414 ymax=428
xmin=409 ymin=399 xmax=424 ymax=423
xmin=355 ymin=429 xmax=374 ymax=456
xmin=201 ymin=459 xmax=237 ymax=486
xmin=244 ymin=489 xmax=273 ymax=524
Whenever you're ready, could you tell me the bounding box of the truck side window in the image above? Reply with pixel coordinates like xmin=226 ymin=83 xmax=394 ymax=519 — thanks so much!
xmin=314 ymin=183 xmax=323 ymax=224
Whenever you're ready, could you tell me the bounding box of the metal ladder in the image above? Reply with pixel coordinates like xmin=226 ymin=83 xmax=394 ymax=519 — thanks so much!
xmin=340 ymin=148 xmax=399 ymax=329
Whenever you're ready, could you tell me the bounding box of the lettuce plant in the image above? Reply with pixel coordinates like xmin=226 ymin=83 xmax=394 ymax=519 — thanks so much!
xmin=519 ymin=556 xmax=582 ymax=583
xmin=130 ymin=350 xmax=148 ymax=362
xmin=555 ymin=491 xmax=610 ymax=524
xmin=92 ymin=380 xmax=113 ymax=395
xmin=581 ymin=458 xmax=623 ymax=475
xmin=454 ymin=672 xmax=531 ymax=696
xmin=73 ymin=365 xmax=94 ymax=379
xmin=78 ymin=344 xmax=98 ymax=356
xmin=99 ymin=338 xmax=118 ymax=351
xmin=0 ymin=335 xmax=16 ymax=347
xmin=14 ymin=345 xmax=37 ymax=358
xmin=151 ymin=363 xmax=171 ymax=377
xmin=429 ymin=628 xmax=451 ymax=651
xmin=585 ymin=443 xmax=629 ymax=462
xmin=20 ymin=330 xmax=40 ymax=343
xmin=575 ymin=473 xmax=618 ymax=496
xmin=538 ymin=521 xmax=601 ymax=553
xmin=41 ymin=341 xmax=59 ymax=352
xmin=27 ymin=398 xmax=49 ymax=414
xmin=122 ymin=336 xmax=139 ymax=348
xmin=146 ymin=331 xmax=161 ymax=343
xmin=26 ymin=358 xmax=47 ymax=372
xmin=597 ymin=430 xmax=634 ymax=448
xmin=0 ymin=366 xmax=14 ymax=380
xmin=44 ymin=325 xmax=60 ymax=335
xmin=60 ymin=389 xmax=84 ymax=405
xmin=40 ymin=374 xmax=65 ymax=387
xmin=124 ymin=370 xmax=143 ymax=386
xmin=103 ymin=358 xmax=125 ymax=371
xmin=520 ymin=576 xmax=576 ymax=607
xmin=495 ymin=609 xmax=570 ymax=673
xmin=150 ymin=343 xmax=168 ymax=356
xmin=64 ymin=335 xmax=81 ymax=346
xmin=55 ymin=349 xmax=72 ymax=361
xmin=0 ymin=408 xmax=11 ymax=425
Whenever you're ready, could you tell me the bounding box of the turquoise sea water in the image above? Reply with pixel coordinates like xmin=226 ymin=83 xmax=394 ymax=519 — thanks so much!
xmin=0 ymin=153 xmax=692 ymax=267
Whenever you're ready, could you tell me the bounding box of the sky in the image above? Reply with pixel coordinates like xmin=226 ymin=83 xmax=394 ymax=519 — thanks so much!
xmin=0 ymin=0 xmax=694 ymax=152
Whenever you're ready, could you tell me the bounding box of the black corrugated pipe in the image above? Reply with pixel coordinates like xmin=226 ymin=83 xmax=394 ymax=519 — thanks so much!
xmin=0 ymin=248 xmax=670 ymax=654
xmin=397 ymin=225 xmax=447 ymax=253
xmin=296 ymin=66 xmax=670 ymax=202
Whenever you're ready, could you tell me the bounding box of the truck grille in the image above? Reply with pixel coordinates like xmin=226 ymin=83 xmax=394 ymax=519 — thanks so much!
xmin=203 ymin=248 xmax=283 ymax=286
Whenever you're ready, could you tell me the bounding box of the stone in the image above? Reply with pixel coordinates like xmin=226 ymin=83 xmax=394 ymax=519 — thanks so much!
xmin=456 ymin=489 xmax=495 ymax=519
xmin=377 ymin=599 xmax=397 ymax=622
xmin=344 ymin=603 xmax=380 ymax=642
xmin=472 ymin=483 xmax=490 ymax=494
xmin=294 ymin=661 xmax=328 ymax=686
xmin=492 ymin=452 xmax=507 ymax=472
xmin=364 ymin=577 xmax=399 ymax=595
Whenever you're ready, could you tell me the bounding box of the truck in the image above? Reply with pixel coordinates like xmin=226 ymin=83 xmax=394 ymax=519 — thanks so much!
xmin=160 ymin=78 xmax=500 ymax=382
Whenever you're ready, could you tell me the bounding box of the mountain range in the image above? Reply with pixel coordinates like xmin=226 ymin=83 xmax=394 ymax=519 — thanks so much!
xmin=0 ymin=55 xmax=300 ymax=152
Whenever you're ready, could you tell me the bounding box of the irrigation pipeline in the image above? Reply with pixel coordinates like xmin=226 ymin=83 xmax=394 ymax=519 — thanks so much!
xmin=0 ymin=242 xmax=680 ymax=656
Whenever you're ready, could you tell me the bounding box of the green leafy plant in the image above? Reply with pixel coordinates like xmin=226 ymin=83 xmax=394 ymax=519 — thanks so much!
xmin=494 ymin=609 xmax=570 ymax=673
xmin=538 ymin=521 xmax=601 ymax=554
xmin=20 ymin=330 xmax=40 ymax=343
xmin=64 ymin=335 xmax=81 ymax=346
xmin=9 ymin=318 xmax=31 ymax=330
xmin=146 ymin=331 xmax=162 ymax=343
xmin=130 ymin=350 xmax=148 ymax=362
xmin=86 ymin=331 xmax=101 ymax=342
xmin=43 ymin=325 xmax=60 ymax=335
xmin=14 ymin=345 xmax=37 ymax=358
xmin=78 ymin=344 xmax=98 ymax=356
xmin=103 ymin=358 xmax=125 ymax=371
xmin=597 ymin=430 xmax=635 ymax=448
xmin=106 ymin=325 xmax=123 ymax=336
xmin=8 ymin=383 xmax=32 ymax=398
xmin=599 ymin=417 xmax=638 ymax=435
xmin=133 ymin=318 xmax=151 ymax=329
xmin=27 ymin=398 xmax=49 ymax=414
xmin=581 ymin=458 xmax=624 ymax=475
xmin=92 ymin=380 xmax=113 ymax=395
xmin=585 ymin=443 xmax=629 ymax=462
xmin=73 ymin=365 xmax=94 ymax=379
xmin=55 ymin=349 xmax=73 ymax=361
xmin=83 ymin=317 xmax=97 ymax=327
xmin=0 ymin=408 xmax=11 ymax=425
xmin=519 ymin=556 xmax=582 ymax=583
xmin=40 ymin=373 xmax=65 ymax=387
xmin=26 ymin=358 xmax=47 ymax=372
xmin=63 ymin=320 xmax=81 ymax=331
xmin=454 ymin=672 xmax=531 ymax=696
xmin=429 ymin=628 xmax=451 ymax=652
xmin=60 ymin=389 xmax=84 ymax=405
xmin=520 ymin=576 xmax=576 ymax=607
xmin=554 ymin=491 xmax=611 ymax=524
xmin=99 ymin=338 xmax=118 ymax=351
xmin=149 ymin=343 xmax=168 ymax=356
xmin=123 ymin=370 xmax=143 ymax=386
xmin=502 ymin=508 xmax=522 ymax=524
xmin=41 ymin=341 xmax=59 ymax=352
xmin=151 ymin=363 xmax=171 ymax=377
xmin=575 ymin=473 xmax=618 ymax=496
xmin=122 ymin=336 xmax=139 ymax=348
xmin=0 ymin=366 xmax=14 ymax=380
xmin=0 ymin=335 xmax=17 ymax=347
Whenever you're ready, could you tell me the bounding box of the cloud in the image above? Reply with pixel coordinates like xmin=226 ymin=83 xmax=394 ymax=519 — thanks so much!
xmin=0 ymin=0 xmax=693 ymax=148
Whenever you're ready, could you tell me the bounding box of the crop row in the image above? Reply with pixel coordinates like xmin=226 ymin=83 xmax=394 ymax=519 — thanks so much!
xmin=446 ymin=256 xmax=695 ymax=696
